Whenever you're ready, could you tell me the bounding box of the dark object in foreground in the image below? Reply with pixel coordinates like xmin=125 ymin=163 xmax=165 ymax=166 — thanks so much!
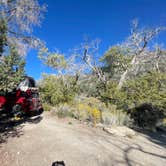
xmin=0 ymin=76 xmax=43 ymax=118
xmin=52 ymin=161 xmax=65 ymax=166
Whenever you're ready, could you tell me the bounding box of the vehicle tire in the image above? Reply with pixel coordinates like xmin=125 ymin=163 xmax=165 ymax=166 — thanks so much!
xmin=12 ymin=104 xmax=22 ymax=117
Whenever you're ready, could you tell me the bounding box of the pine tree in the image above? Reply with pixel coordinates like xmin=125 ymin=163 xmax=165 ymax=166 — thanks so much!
xmin=0 ymin=45 xmax=25 ymax=92
xmin=0 ymin=19 xmax=25 ymax=93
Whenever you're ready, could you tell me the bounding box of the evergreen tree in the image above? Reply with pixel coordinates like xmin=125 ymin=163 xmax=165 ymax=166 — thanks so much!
xmin=0 ymin=45 xmax=25 ymax=92
xmin=0 ymin=19 xmax=25 ymax=93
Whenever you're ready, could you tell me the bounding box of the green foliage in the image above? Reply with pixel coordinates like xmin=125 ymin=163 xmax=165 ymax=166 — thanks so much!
xmin=123 ymin=72 xmax=166 ymax=129
xmin=54 ymin=104 xmax=75 ymax=118
xmin=0 ymin=46 xmax=25 ymax=92
xmin=50 ymin=97 xmax=100 ymax=125
xmin=75 ymin=97 xmax=103 ymax=125
xmin=123 ymin=71 xmax=166 ymax=111
xmin=78 ymin=75 xmax=105 ymax=97
xmin=0 ymin=19 xmax=7 ymax=56
xmin=101 ymin=46 xmax=132 ymax=77
xmin=0 ymin=18 xmax=25 ymax=93
xmin=38 ymin=48 xmax=67 ymax=71
xmin=72 ymin=97 xmax=131 ymax=126
xmin=101 ymin=80 xmax=127 ymax=108
xmin=101 ymin=71 xmax=166 ymax=129
xmin=37 ymin=22 xmax=166 ymax=130
xmin=39 ymin=74 xmax=78 ymax=106
xmin=42 ymin=103 xmax=52 ymax=111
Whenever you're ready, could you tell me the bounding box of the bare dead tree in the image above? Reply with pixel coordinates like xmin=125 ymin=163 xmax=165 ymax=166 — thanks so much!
xmin=117 ymin=20 xmax=166 ymax=89
xmin=81 ymin=39 xmax=107 ymax=86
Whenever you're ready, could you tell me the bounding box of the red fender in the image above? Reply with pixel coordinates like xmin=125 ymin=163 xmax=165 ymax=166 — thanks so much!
xmin=0 ymin=96 xmax=7 ymax=108
xmin=16 ymin=97 xmax=26 ymax=105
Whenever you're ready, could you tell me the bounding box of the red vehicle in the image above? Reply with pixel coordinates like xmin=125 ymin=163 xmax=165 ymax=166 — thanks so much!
xmin=0 ymin=76 xmax=43 ymax=117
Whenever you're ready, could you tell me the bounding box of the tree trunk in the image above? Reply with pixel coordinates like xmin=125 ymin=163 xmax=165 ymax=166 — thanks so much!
xmin=118 ymin=55 xmax=136 ymax=89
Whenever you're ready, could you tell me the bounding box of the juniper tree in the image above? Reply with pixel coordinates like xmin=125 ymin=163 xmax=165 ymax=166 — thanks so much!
xmin=0 ymin=0 xmax=46 ymax=92
xmin=0 ymin=45 xmax=25 ymax=92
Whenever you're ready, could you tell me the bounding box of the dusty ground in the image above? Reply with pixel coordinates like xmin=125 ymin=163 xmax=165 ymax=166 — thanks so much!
xmin=0 ymin=112 xmax=166 ymax=166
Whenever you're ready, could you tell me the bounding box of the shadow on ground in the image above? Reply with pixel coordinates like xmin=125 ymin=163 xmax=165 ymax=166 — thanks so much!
xmin=134 ymin=127 xmax=166 ymax=147
xmin=123 ymin=143 xmax=166 ymax=166
xmin=91 ymin=125 xmax=166 ymax=166
xmin=0 ymin=115 xmax=43 ymax=145
xmin=98 ymin=133 xmax=166 ymax=166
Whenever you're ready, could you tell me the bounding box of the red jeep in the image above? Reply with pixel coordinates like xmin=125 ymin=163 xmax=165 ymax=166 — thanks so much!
xmin=0 ymin=76 xmax=43 ymax=117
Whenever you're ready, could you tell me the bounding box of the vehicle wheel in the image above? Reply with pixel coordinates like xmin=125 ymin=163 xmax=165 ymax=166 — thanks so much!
xmin=12 ymin=104 xmax=23 ymax=117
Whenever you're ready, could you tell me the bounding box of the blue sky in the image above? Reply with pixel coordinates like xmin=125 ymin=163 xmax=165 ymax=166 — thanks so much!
xmin=25 ymin=0 xmax=166 ymax=80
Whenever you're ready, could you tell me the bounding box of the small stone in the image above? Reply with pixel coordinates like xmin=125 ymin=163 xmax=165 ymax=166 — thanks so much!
xmin=103 ymin=126 xmax=136 ymax=137
xmin=96 ymin=123 xmax=104 ymax=128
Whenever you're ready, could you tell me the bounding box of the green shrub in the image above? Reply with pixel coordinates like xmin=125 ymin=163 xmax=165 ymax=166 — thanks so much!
xmin=42 ymin=103 xmax=52 ymax=111
xmin=72 ymin=97 xmax=132 ymax=126
xmin=50 ymin=97 xmax=103 ymax=125
xmin=101 ymin=80 xmax=127 ymax=108
xmin=39 ymin=74 xmax=78 ymax=106
xmin=129 ymin=103 xmax=164 ymax=131
xmin=122 ymin=72 xmax=166 ymax=129
xmin=55 ymin=104 xmax=74 ymax=118
xmin=123 ymin=71 xmax=166 ymax=111
xmin=100 ymin=72 xmax=166 ymax=129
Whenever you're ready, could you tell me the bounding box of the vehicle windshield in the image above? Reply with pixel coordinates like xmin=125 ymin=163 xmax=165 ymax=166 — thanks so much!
xmin=28 ymin=78 xmax=36 ymax=87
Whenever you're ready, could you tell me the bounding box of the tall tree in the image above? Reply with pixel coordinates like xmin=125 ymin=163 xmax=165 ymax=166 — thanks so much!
xmin=0 ymin=0 xmax=45 ymax=92
xmin=102 ymin=20 xmax=166 ymax=89
xmin=0 ymin=45 xmax=25 ymax=92
xmin=101 ymin=46 xmax=132 ymax=79
xmin=117 ymin=20 xmax=165 ymax=88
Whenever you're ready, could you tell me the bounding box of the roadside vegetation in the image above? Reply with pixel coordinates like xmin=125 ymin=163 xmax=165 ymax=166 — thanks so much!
xmin=38 ymin=21 xmax=166 ymax=131
xmin=0 ymin=0 xmax=165 ymax=132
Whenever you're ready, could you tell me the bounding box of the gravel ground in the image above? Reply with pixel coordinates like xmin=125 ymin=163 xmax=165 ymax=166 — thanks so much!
xmin=0 ymin=112 xmax=166 ymax=166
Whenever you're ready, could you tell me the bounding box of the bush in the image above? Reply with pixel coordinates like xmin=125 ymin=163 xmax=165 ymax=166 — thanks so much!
xmin=49 ymin=97 xmax=103 ymax=125
xmin=54 ymin=104 xmax=75 ymax=118
xmin=77 ymin=103 xmax=102 ymax=125
xmin=100 ymin=72 xmax=166 ymax=129
xmin=101 ymin=80 xmax=127 ymax=108
xmin=102 ymin=104 xmax=132 ymax=126
xmin=39 ymin=74 xmax=78 ymax=106
xmin=123 ymin=71 xmax=166 ymax=111
xmin=129 ymin=103 xmax=164 ymax=131
xmin=72 ymin=97 xmax=132 ymax=126
xmin=42 ymin=103 xmax=52 ymax=111
xmin=123 ymin=72 xmax=166 ymax=129
xmin=71 ymin=97 xmax=104 ymax=125
xmin=78 ymin=75 xmax=105 ymax=97
xmin=43 ymin=95 xmax=132 ymax=127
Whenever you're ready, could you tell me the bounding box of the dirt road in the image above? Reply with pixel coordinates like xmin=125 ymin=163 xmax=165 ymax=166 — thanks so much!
xmin=0 ymin=113 xmax=166 ymax=166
